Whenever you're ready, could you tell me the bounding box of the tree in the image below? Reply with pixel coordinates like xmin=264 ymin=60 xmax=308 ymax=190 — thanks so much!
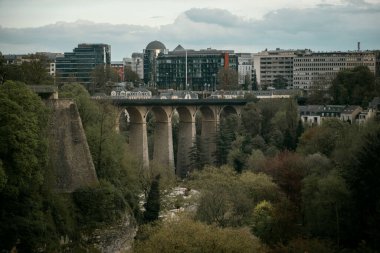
xmin=124 ymin=66 xmax=140 ymax=84
xmin=246 ymin=149 xmax=266 ymax=172
xmin=0 ymin=54 xmax=54 ymax=85
xmin=215 ymin=114 xmax=239 ymax=166
xmin=0 ymin=81 xmax=50 ymax=251
xmin=252 ymin=200 xmax=275 ymax=244
xmin=302 ymin=170 xmax=350 ymax=246
xmin=21 ymin=54 xmax=54 ymax=85
xmin=59 ymin=83 xmax=99 ymax=127
xmin=284 ymin=99 xmax=299 ymax=150
xmin=0 ymin=52 xmax=5 ymax=84
xmin=329 ymin=66 xmax=378 ymax=107
xmin=144 ymin=175 xmax=161 ymax=223
xmin=217 ymin=68 xmax=239 ymax=90
xmin=191 ymin=166 xmax=281 ymax=228
xmin=272 ymin=75 xmax=288 ymax=89
xmin=343 ymin=124 xmax=380 ymax=248
xmin=262 ymin=151 xmax=306 ymax=207
xmin=241 ymin=103 xmax=262 ymax=137
xmin=91 ymin=64 xmax=111 ymax=93
xmin=134 ymin=218 xmax=265 ymax=253
xmin=243 ymin=73 xmax=251 ymax=90
xmin=188 ymin=134 xmax=207 ymax=171
xmin=297 ymin=119 xmax=348 ymax=157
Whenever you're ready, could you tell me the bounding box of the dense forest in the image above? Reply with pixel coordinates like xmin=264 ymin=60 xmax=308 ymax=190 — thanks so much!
xmin=0 ymin=57 xmax=380 ymax=252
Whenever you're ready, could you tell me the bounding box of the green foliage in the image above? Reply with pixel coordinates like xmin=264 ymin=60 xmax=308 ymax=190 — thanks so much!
xmin=1 ymin=54 xmax=54 ymax=85
xmin=73 ymin=181 xmax=127 ymax=227
xmin=91 ymin=64 xmax=111 ymax=93
xmin=0 ymin=81 xmax=52 ymax=251
xmin=342 ymin=123 xmax=380 ymax=248
xmin=134 ymin=218 xmax=265 ymax=253
xmin=143 ymin=175 xmax=161 ymax=223
xmin=124 ymin=66 xmax=140 ymax=83
xmin=188 ymin=134 xmax=207 ymax=171
xmin=297 ymin=119 xmax=349 ymax=157
xmin=246 ymin=149 xmax=266 ymax=172
xmin=0 ymin=160 xmax=7 ymax=191
xmin=217 ymin=68 xmax=239 ymax=90
xmin=215 ymin=114 xmax=239 ymax=166
xmin=270 ymin=238 xmax=337 ymax=253
xmin=329 ymin=66 xmax=378 ymax=107
xmin=238 ymin=99 xmax=300 ymax=156
xmin=60 ymin=83 xmax=99 ymax=127
xmin=190 ymin=166 xmax=281 ymax=227
xmin=252 ymin=200 xmax=275 ymax=244
xmin=302 ymin=170 xmax=350 ymax=244
xmin=241 ymin=102 xmax=262 ymax=136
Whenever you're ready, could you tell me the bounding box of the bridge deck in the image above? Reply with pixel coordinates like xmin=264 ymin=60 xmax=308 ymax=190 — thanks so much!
xmin=93 ymin=98 xmax=249 ymax=106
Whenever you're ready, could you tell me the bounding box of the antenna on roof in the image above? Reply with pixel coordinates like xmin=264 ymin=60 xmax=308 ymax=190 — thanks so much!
xmin=357 ymin=42 xmax=361 ymax=52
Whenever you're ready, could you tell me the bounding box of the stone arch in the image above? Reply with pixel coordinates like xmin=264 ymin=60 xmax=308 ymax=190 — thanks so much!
xmin=220 ymin=105 xmax=240 ymax=117
xmin=115 ymin=108 xmax=129 ymax=134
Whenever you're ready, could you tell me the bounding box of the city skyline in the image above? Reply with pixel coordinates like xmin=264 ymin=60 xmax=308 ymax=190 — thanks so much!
xmin=1 ymin=0 xmax=380 ymax=60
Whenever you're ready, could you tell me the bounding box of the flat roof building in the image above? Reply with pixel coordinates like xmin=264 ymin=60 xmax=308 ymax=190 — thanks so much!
xmin=253 ymin=49 xmax=309 ymax=89
xmin=293 ymin=51 xmax=376 ymax=90
xmin=55 ymin=43 xmax=111 ymax=89
xmin=156 ymin=46 xmax=237 ymax=91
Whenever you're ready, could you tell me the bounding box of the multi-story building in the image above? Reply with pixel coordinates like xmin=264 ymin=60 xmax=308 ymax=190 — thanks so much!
xmin=132 ymin=53 xmax=144 ymax=80
xmin=111 ymin=61 xmax=124 ymax=82
xmin=236 ymin=53 xmax=253 ymax=88
xmin=156 ymin=45 xmax=237 ymax=91
xmin=55 ymin=43 xmax=111 ymax=88
xmin=3 ymin=52 xmax=62 ymax=77
xmin=293 ymin=51 xmax=377 ymax=90
xmin=123 ymin=57 xmax=133 ymax=69
xmin=143 ymin=40 xmax=168 ymax=86
xmin=253 ymin=49 xmax=308 ymax=89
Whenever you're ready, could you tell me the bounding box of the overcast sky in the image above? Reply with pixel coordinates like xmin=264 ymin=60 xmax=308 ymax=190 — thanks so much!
xmin=0 ymin=0 xmax=379 ymax=60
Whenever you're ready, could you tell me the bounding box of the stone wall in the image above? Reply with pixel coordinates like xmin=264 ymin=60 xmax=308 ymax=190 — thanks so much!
xmin=47 ymin=99 xmax=98 ymax=192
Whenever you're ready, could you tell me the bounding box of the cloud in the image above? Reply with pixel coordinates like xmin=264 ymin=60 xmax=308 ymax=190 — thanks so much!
xmin=0 ymin=1 xmax=379 ymax=60
xmin=184 ymin=8 xmax=244 ymax=27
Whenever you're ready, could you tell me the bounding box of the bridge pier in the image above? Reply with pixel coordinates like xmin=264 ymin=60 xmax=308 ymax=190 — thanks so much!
xmin=176 ymin=107 xmax=197 ymax=177
xmin=200 ymin=106 xmax=221 ymax=165
xmin=126 ymin=106 xmax=149 ymax=168
xmin=152 ymin=107 xmax=175 ymax=169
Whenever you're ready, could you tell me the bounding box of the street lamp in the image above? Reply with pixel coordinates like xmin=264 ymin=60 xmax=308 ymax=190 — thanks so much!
xmin=166 ymin=72 xmax=168 ymax=90
xmin=212 ymin=73 xmax=216 ymax=91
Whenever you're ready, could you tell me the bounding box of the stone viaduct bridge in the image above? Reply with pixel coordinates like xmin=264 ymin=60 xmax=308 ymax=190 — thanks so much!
xmin=107 ymin=98 xmax=248 ymax=177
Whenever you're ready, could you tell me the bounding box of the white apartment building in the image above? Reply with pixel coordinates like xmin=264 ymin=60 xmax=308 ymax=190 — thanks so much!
xmin=293 ymin=51 xmax=377 ymax=90
xmin=253 ymin=49 xmax=308 ymax=89
xmin=236 ymin=53 xmax=253 ymax=86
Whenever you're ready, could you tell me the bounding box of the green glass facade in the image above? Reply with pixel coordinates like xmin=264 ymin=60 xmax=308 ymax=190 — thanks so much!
xmin=156 ymin=49 xmax=237 ymax=91
xmin=56 ymin=43 xmax=111 ymax=88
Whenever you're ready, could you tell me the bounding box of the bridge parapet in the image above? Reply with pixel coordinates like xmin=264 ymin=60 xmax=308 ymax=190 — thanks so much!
xmin=28 ymin=85 xmax=58 ymax=99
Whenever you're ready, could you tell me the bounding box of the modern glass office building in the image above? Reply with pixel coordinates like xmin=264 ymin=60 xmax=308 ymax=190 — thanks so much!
xmin=156 ymin=45 xmax=237 ymax=91
xmin=55 ymin=43 xmax=111 ymax=89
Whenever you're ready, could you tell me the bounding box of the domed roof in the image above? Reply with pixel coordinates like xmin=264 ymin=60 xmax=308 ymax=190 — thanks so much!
xmin=146 ymin=40 xmax=166 ymax=50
